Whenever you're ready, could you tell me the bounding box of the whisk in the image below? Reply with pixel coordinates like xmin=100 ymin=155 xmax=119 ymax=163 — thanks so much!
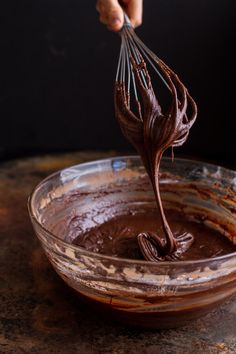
xmin=114 ymin=14 xmax=197 ymax=262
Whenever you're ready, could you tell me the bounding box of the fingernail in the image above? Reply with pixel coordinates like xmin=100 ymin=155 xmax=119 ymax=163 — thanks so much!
xmin=111 ymin=18 xmax=122 ymax=27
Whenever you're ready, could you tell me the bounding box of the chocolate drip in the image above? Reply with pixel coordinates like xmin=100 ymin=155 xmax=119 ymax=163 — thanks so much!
xmin=114 ymin=56 xmax=197 ymax=261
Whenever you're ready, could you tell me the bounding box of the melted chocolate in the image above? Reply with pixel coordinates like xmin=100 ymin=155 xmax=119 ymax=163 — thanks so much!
xmin=73 ymin=209 xmax=236 ymax=260
xmin=114 ymin=55 xmax=197 ymax=261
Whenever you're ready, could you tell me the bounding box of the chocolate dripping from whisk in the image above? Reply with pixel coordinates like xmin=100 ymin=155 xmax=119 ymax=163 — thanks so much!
xmin=114 ymin=19 xmax=197 ymax=261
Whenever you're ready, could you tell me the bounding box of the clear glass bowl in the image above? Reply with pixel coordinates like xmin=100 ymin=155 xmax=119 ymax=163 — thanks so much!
xmin=28 ymin=156 xmax=236 ymax=329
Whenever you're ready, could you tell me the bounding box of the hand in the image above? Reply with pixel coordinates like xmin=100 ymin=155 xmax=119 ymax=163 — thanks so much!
xmin=96 ymin=0 xmax=143 ymax=32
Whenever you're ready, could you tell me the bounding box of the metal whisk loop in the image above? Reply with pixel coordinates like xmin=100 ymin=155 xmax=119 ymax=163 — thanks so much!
xmin=116 ymin=13 xmax=197 ymax=129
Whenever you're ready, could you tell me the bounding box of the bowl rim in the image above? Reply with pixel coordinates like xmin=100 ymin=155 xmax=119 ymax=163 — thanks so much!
xmin=28 ymin=155 xmax=236 ymax=267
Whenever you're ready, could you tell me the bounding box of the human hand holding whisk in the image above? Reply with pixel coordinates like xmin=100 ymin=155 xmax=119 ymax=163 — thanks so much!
xmin=96 ymin=0 xmax=197 ymax=262
xmin=96 ymin=0 xmax=143 ymax=31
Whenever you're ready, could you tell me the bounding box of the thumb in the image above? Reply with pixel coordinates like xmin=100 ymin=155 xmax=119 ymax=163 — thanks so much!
xmin=105 ymin=0 xmax=124 ymax=31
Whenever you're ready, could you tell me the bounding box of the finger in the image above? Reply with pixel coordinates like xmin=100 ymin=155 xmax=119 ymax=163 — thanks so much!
xmin=97 ymin=1 xmax=109 ymax=25
xmin=100 ymin=15 xmax=108 ymax=25
xmin=99 ymin=0 xmax=124 ymax=31
xmin=123 ymin=0 xmax=143 ymax=28
xmin=96 ymin=0 xmax=104 ymax=13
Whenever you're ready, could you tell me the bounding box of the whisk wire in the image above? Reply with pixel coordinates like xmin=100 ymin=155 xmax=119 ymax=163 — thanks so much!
xmin=116 ymin=16 xmax=172 ymax=103
xmin=133 ymin=33 xmax=171 ymax=91
xmin=124 ymin=28 xmax=149 ymax=89
xmin=124 ymin=40 xmax=131 ymax=96
xmin=115 ymin=41 xmax=123 ymax=82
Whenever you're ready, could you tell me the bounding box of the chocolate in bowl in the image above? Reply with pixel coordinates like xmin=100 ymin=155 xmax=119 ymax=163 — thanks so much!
xmin=28 ymin=156 xmax=236 ymax=329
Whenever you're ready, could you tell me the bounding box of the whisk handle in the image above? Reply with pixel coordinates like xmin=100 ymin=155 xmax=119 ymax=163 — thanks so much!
xmin=123 ymin=12 xmax=132 ymax=28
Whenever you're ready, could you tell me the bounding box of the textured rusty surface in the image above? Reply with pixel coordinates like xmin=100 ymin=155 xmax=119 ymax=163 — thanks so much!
xmin=0 ymin=151 xmax=236 ymax=354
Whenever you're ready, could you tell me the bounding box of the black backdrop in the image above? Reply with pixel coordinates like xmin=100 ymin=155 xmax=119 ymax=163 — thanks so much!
xmin=0 ymin=0 xmax=235 ymax=165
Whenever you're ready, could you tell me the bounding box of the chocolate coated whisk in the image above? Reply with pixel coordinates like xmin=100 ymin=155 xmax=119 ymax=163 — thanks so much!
xmin=114 ymin=14 xmax=197 ymax=262
xmin=116 ymin=14 xmax=171 ymax=108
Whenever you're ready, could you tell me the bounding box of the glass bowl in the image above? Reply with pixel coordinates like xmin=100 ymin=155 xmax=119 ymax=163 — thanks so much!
xmin=28 ymin=156 xmax=236 ymax=329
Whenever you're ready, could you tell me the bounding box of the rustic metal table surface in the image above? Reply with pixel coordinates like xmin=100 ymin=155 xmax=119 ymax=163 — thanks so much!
xmin=0 ymin=152 xmax=236 ymax=354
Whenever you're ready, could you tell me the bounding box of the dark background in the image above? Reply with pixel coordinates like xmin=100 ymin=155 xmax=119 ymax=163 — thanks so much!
xmin=0 ymin=0 xmax=235 ymax=165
